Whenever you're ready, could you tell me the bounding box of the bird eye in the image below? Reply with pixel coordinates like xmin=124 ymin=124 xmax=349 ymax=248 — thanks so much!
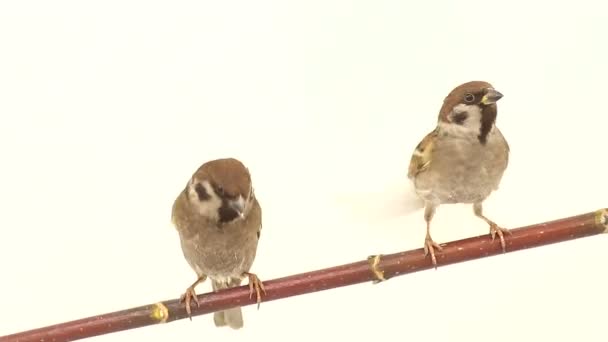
xmin=216 ymin=186 xmax=225 ymax=195
xmin=464 ymin=93 xmax=475 ymax=103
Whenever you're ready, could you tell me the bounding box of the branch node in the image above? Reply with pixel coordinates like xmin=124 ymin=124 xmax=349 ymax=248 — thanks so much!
xmin=595 ymin=208 xmax=608 ymax=231
xmin=367 ymin=254 xmax=386 ymax=283
xmin=150 ymin=302 xmax=169 ymax=323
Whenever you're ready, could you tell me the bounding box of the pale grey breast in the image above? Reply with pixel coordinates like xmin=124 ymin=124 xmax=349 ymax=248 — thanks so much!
xmin=415 ymin=126 xmax=509 ymax=204
xmin=180 ymin=199 xmax=261 ymax=279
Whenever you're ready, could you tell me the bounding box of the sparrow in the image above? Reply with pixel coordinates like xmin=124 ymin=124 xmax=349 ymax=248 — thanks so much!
xmin=407 ymin=81 xmax=511 ymax=267
xmin=171 ymin=157 xmax=265 ymax=329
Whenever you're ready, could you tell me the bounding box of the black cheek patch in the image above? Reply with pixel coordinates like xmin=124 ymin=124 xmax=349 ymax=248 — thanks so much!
xmin=452 ymin=112 xmax=468 ymax=125
xmin=194 ymin=183 xmax=211 ymax=201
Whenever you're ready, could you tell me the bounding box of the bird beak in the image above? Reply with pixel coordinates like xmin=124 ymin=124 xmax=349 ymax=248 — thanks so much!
xmin=229 ymin=196 xmax=246 ymax=218
xmin=481 ymin=88 xmax=503 ymax=105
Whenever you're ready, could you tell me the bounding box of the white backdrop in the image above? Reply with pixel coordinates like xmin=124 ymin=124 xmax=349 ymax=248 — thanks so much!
xmin=1 ymin=1 xmax=607 ymax=341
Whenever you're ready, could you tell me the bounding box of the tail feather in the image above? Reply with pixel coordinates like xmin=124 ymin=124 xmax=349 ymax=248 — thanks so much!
xmin=212 ymin=278 xmax=244 ymax=329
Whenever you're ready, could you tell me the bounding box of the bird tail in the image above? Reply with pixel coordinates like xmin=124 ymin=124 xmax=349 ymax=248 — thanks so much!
xmin=211 ymin=278 xmax=244 ymax=329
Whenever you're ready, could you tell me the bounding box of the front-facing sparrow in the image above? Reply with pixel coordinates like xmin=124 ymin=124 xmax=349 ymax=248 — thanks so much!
xmin=171 ymin=158 xmax=265 ymax=329
xmin=408 ymin=81 xmax=511 ymax=267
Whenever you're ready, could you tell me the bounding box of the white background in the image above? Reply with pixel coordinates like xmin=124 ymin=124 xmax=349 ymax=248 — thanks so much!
xmin=1 ymin=1 xmax=607 ymax=341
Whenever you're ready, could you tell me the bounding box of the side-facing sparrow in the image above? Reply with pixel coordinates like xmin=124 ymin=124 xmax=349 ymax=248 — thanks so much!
xmin=407 ymin=81 xmax=510 ymax=267
xmin=171 ymin=158 xmax=265 ymax=329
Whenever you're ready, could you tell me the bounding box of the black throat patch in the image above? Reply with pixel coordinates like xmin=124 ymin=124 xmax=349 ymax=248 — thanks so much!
xmin=218 ymin=199 xmax=239 ymax=223
xmin=478 ymin=105 xmax=497 ymax=144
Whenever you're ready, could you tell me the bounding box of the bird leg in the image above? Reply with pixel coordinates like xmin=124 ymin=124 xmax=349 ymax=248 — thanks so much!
xmin=473 ymin=202 xmax=511 ymax=252
xmin=424 ymin=222 xmax=442 ymax=269
xmin=179 ymin=275 xmax=207 ymax=320
xmin=243 ymin=272 xmax=266 ymax=309
xmin=423 ymin=203 xmax=442 ymax=269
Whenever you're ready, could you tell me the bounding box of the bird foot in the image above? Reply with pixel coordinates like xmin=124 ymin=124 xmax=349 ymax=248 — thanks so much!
xmin=244 ymin=272 xmax=266 ymax=309
xmin=424 ymin=236 xmax=443 ymax=269
xmin=489 ymin=223 xmax=512 ymax=253
xmin=179 ymin=286 xmax=200 ymax=320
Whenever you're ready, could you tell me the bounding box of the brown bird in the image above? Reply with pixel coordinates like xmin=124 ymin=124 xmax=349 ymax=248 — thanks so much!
xmin=407 ymin=81 xmax=511 ymax=267
xmin=171 ymin=158 xmax=265 ymax=329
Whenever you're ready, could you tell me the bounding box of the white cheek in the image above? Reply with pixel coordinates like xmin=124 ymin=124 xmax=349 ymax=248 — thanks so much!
xmin=188 ymin=181 xmax=222 ymax=221
xmin=441 ymin=104 xmax=483 ymax=136
xmin=455 ymin=104 xmax=482 ymax=127
xmin=245 ymin=187 xmax=259 ymax=214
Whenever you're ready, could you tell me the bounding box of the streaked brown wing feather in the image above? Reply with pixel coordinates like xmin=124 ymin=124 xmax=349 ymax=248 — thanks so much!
xmin=407 ymin=129 xmax=437 ymax=180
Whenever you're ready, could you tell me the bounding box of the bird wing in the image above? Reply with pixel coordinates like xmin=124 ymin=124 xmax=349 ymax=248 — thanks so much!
xmin=503 ymin=130 xmax=510 ymax=166
xmin=254 ymin=197 xmax=262 ymax=240
xmin=256 ymin=219 xmax=262 ymax=240
xmin=407 ymin=129 xmax=438 ymax=180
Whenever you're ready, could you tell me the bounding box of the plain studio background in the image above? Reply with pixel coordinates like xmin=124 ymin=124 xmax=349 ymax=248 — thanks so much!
xmin=1 ymin=1 xmax=607 ymax=341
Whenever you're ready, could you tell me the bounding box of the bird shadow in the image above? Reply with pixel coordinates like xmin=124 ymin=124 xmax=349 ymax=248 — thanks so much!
xmin=331 ymin=178 xmax=424 ymax=225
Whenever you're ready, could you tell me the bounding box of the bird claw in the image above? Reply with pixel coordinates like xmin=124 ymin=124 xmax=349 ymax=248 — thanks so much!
xmin=244 ymin=272 xmax=266 ymax=310
xmin=489 ymin=223 xmax=512 ymax=253
xmin=180 ymin=286 xmax=200 ymax=321
xmin=424 ymin=237 xmax=443 ymax=269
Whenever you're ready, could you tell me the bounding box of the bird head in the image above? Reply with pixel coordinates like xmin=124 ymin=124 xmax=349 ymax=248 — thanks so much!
xmin=186 ymin=158 xmax=254 ymax=224
xmin=437 ymin=81 xmax=504 ymax=144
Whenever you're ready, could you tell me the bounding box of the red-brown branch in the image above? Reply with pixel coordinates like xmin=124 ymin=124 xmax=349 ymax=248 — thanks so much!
xmin=2 ymin=208 xmax=607 ymax=342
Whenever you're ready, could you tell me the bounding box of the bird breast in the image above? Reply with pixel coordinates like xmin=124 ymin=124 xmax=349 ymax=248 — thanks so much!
xmin=179 ymin=223 xmax=259 ymax=279
xmin=177 ymin=199 xmax=261 ymax=279
xmin=413 ymin=126 xmax=509 ymax=204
